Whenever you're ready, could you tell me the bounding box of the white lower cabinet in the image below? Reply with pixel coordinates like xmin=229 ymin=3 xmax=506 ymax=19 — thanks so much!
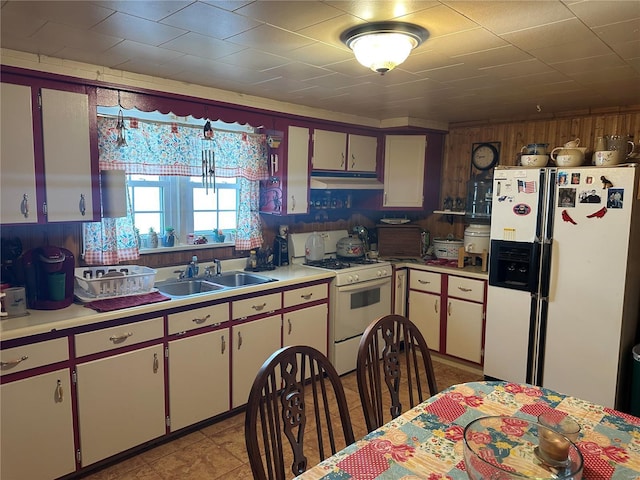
xmin=283 ymin=303 xmax=328 ymax=354
xmin=231 ymin=314 xmax=282 ymax=408
xmin=408 ymin=290 xmax=441 ymax=351
xmin=168 ymin=328 xmax=230 ymax=431
xmin=445 ymin=298 xmax=483 ymax=363
xmin=75 ymin=317 xmax=166 ymax=467
xmin=1 ymin=368 xmax=75 ymax=480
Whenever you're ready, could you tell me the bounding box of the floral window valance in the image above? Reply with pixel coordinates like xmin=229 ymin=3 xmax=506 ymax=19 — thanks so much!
xmin=97 ymin=116 xmax=269 ymax=181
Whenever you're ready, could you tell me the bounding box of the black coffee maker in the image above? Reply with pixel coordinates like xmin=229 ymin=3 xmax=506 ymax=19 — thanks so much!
xmin=20 ymin=246 xmax=75 ymax=310
xmin=273 ymin=236 xmax=289 ymax=266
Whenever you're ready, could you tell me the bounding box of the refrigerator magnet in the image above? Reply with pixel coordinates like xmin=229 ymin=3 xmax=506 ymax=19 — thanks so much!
xmin=558 ymin=172 xmax=569 ymax=185
xmin=607 ymin=188 xmax=624 ymax=209
xmin=579 ymin=189 xmax=601 ymax=204
xmin=512 ymin=203 xmax=531 ymax=216
xmin=571 ymin=173 xmax=580 ymax=185
xmin=558 ymin=188 xmax=576 ymax=208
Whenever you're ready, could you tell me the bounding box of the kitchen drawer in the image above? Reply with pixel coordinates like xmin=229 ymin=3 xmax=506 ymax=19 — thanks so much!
xmin=168 ymin=303 xmax=229 ymax=335
xmin=448 ymin=276 xmax=484 ymax=303
xmin=0 ymin=338 xmax=68 ymax=376
xmin=232 ymin=293 xmax=281 ymax=320
xmin=283 ymin=283 xmax=328 ymax=309
xmin=75 ymin=317 xmax=164 ymax=357
xmin=409 ymin=270 xmax=441 ymax=294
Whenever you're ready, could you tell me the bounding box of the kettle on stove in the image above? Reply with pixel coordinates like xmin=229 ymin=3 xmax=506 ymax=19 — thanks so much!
xmin=305 ymin=232 xmax=325 ymax=262
xmin=352 ymin=225 xmax=370 ymax=252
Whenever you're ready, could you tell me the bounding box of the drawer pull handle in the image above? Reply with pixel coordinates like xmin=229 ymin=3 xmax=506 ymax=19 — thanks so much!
xmin=193 ymin=314 xmax=211 ymax=324
xmin=237 ymin=331 xmax=243 ymax=349
xmin=458 ymin=286 xmax=472 ymax=292
xmin=79 ymin=193 xmax=86 ymax=216
xmin=288 ymin=318 xmax=292 ymax=335
xmin=301 ymin=293 xmax=313 ymax=300
xmin=56 ymin=380 xmax=63 ymax=402
xmin=252 ymin=302 xmax=267 ymax=311
xmin=435 ymin=299 xmax=439 ymax=314
xmin=221 ymin=335 xmax=226 ymax=354
xmin=153 ymin=353 xmax=159 ymax=373
xmin=1 ymin=356 xmax=28 ymax=368
xmin=418 ymin=279 xmax=431 ymax=284
xmin=109 ymin=332 xmax=133 ymax=343
xmin=448 ymin=301 xmax=452 ymax=316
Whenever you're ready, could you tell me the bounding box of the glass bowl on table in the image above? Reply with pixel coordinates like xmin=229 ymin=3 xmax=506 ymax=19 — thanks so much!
xmin=463 ymin=415 xmax=583 ymax=480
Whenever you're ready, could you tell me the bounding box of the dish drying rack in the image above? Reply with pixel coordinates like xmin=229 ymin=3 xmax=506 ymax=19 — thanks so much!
xmin=75 ymin=266 xmax=157 ymax=300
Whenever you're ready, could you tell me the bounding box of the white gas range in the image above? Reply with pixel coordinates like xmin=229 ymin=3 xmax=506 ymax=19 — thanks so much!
xmin=288 ymin=230 xmax=392 ymax=375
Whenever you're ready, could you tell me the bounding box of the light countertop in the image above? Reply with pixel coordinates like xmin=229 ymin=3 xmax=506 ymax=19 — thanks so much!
xmin=1 ymin=262 xmax=333 ymax=342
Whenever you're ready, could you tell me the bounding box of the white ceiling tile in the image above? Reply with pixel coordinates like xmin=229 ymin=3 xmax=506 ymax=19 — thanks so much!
xmin=443 ymin=1 xmax=574 ymax=35
xmin=3 ymin=1 xmax=114 ymax=29
xmin=297 ymin=13 xmax=365 ymax=48
xmin=528 ymin=36 xmax=613 ymax=63
xmin=31 ymin=22 xmax=122 ymax=53
xmin=160 ymin=2 xmax=262 ymax=39
xmin=550 ymin=52 xmax=628 ymax=74
xmin=160 ymin=32 xmax=247 ymax=59
xmin=610 ymin=39 xmax=640 ymax=60
xmin=285 ymin=42 xmax=353 ymax=67
xmin=502 ymin=18 xmax=595 ymax=51
xmin=323 ymin=1 xmax=439 ymax=22
xmin=216 ymin=49 xmax=291 ymax=71
xmin=105 ymin=39 xmax=186 ymax=63
xmin=260 ymin=62 xmax=335 ymax=82
xmin=452 ymin=45 xmax=534 ymax=68
xmin=398 ymin=4 xmax=480 ymax=38
xmin=92 ymin=12 xmax=187 ymax=46
xmin=226 ymin=24 xmax=315 ymax=53
xmin=234 ymin=1 xmax=344 ymax=32
xmin=565 ymin=0 xmax=640 ymax=27
xmin=94 ymin=1 xmax=193 ymax=22
xmin=593 ymin=18 xmax=640 ymax=45
xmin=421 ymin=28 xmax=507 ymax=57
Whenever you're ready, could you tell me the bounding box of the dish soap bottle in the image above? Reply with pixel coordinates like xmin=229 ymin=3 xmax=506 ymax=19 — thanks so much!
xmin=247 ymin=250 xmax=258 ymax=270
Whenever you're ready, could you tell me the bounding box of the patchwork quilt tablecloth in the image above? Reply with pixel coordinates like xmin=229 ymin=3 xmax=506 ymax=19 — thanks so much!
xmin=296 ymin=381 xmax=640 ymax=480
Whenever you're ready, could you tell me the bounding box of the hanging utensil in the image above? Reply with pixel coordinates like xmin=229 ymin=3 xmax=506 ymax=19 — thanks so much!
xmin=116 ymin=109 xmax=127 ymax=147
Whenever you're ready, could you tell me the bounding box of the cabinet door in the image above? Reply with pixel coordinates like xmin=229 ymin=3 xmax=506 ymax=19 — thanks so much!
xmin=1 ymin=369 xmax=75 ymax=480
xmin=348 ymin=134 xmax=377 ymax=172
xmin=41 ymin=88 xmax=95 ymax=222
xmin=394 ymin=269 xmax=407 ymax=316
xmin=0 ymin=82 xmax=37 ymax=224
xmin=312 ymin=129 xmax=347 ymax=170
xmin=231 ymin=314 xmax=281 ymax=408
xmin=76 ymin=344 xmax=165 ymax=466
xmin=383 ymin=135 xmax=426 ymax=208
xmin=169 ymin=329 xmax=230 ymax=431
xmin=446 ymin=298 xmax=483 ymax=364
xmin=283 ymin=303 xmax=328 ymax=355
xmin=408 ymin=290 xmax=440 ymax=351
xmin=287 ymin=126 xmax=309 ymax=214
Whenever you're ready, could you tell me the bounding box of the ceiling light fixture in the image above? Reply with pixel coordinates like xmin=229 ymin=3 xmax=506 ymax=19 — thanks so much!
xmin=340 ymin=21 xmax=429 ymax=75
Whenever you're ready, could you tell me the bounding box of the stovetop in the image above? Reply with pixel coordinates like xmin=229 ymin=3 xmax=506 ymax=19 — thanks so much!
xmin=304 ymin=257 xmax=382 ymax=270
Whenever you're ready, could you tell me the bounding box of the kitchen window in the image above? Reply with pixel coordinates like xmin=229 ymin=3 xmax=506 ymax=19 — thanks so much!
xmin=128 ymin=174 xmax=239 ymax=244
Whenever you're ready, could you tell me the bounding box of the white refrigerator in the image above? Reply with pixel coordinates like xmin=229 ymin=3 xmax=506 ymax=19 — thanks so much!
xmin=484 ymin=164 xmax=640 ymax=410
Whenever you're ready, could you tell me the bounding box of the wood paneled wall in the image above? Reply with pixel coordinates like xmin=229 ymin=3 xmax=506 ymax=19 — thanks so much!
xmin=420 ymin=107 xmax=640 ymax=241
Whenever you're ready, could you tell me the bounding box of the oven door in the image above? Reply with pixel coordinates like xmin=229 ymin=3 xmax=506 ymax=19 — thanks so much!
xmin=333 ymin=277 xmax=392 ymax=341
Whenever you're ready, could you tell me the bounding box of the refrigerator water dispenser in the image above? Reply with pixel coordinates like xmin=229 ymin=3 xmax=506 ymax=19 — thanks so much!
xmin=488 ymin=240 xmax=540 ymax=293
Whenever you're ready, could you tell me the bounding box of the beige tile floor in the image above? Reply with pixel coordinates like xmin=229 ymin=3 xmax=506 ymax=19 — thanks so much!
xmin=81 ymin=355 xmax=483 ymax=480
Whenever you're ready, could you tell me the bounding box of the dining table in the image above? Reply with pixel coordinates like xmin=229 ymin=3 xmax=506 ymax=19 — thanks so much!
xmin=294 ymin=381 xmax=640 ymax=480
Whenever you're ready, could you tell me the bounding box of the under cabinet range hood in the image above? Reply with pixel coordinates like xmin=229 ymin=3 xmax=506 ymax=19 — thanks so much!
xmin=309 ymin=172 xmax=384 ymax=190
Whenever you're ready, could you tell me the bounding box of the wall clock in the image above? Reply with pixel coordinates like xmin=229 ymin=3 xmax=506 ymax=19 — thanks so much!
xmin=471 ymin=142 xmax=500 ymax=171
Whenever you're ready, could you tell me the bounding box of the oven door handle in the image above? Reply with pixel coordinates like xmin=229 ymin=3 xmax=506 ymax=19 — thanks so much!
xmin=336 ymin=277 xmax=390 ymax=292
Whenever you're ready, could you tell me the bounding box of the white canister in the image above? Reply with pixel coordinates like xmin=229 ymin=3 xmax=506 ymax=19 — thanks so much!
xmin=305 ymin=232 xmax=325 ymax=261
xmin=464 ymin=224 xmax=490 ymax=254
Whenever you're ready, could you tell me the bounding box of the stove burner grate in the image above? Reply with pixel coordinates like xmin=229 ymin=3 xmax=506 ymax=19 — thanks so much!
xmin=304 ymin=258 xmax=352 ymax=270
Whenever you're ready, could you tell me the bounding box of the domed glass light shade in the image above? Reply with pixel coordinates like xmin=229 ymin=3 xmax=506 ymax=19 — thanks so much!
xmin=341 ymin=22 xmax=429 ymax=74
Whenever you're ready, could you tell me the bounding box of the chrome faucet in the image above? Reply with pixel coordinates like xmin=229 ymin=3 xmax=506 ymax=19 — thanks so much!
xmin=174 ymin=269 xmax=186 ymax=280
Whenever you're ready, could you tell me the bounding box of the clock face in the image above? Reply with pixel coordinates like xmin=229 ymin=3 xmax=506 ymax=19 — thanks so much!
xmin=472 ymin=143 xmax=499 ymax=170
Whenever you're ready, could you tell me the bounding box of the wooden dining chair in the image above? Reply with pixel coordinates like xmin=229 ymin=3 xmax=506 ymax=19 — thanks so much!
xmin=244 ymin=345 xmax=355 ymax=480
xmin=357 ymin=314 xmax=438 ymax=432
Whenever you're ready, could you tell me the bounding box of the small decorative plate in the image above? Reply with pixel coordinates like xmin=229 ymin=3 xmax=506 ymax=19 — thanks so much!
xmin=380 ymin=218 xmax=410 ymax=224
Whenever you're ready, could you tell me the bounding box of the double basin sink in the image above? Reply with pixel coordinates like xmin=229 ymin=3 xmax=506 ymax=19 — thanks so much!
xmin=155 ymin=271 xmax=276 ymax=297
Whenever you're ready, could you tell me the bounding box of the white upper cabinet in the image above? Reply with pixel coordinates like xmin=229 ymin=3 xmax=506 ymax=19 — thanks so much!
xmin=347 ymin=134 xmax=377 ymax=172
xmin=0 ymin=82 xmax=37 ymax=224
xmin=286 ymin=125 xmax=310 ymax=214
xmin=383 ymin=135 xmax=426 ymax=208
xmin=312 ymin=129 xmax=346 ymax=170
xmin=312 ymin=129 xmax=377 ymax=172
xmin=40 ymin=88 xmax=95 ymax=222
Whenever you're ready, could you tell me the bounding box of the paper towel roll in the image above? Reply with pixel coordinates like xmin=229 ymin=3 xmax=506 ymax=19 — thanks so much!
xmin=100 ymin=169 xmax=127 ymax=218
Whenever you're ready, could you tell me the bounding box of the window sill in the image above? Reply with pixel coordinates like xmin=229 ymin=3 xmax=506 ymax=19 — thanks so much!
xmin=139 ymin=242 xmax=233 ymax=255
